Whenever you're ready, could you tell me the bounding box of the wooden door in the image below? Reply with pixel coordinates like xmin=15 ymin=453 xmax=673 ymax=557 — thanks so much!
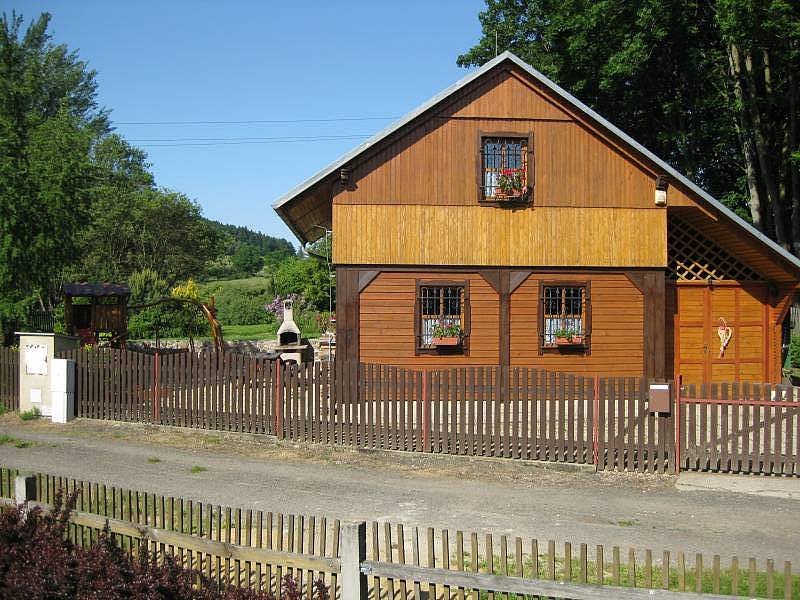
xmin=675 ymin=283 xmax=769 ymax=386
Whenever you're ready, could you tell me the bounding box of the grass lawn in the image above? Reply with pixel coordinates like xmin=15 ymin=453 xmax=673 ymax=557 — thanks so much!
xmin=198 ymin=276 xmax=273 ymax=295
xmin=221 ymin=323 xmax=278 ymax=341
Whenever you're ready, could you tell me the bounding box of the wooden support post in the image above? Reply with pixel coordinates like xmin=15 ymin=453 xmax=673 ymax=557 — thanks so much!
xmin=152 ymin=351 xmax=161 ymax=423
xmin=341 ymin=521 xmax=367 ymax=600
xmin=274 ymin=362 xmax=284 ymax=439
xmin=674 ymin=375 xmax=682 ymax=474
xmin=593 ymin=376 xmax=600 ymax=468
xmin=422 ymin=370 xmax=430 ymax=453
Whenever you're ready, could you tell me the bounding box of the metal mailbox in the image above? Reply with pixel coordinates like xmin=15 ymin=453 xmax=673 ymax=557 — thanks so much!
xmin=648 ymin=382 xmax=671 ymax=414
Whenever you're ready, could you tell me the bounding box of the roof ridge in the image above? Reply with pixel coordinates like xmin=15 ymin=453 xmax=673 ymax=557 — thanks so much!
xmin=272 ymin=52 xmax=800 ymax=273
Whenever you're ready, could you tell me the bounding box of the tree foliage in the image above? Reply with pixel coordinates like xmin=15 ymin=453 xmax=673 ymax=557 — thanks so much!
xmin=458 ymin=0 xmax=800 ymax=250
xmin=272 ymin=257 xmax=332 ymax=312
xmin=0 ymin=11 xmax=105 ymax=326
xmin=0 ymin=11 xmax=309 ymax=343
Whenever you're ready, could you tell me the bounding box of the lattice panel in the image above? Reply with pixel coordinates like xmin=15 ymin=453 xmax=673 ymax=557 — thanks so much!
xmin=668 ymin=217 xmax=761 ymax=281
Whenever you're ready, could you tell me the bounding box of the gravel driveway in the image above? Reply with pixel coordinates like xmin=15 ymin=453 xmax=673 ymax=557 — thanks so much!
xmin=0 ymin=414 xmax=798 ymax=564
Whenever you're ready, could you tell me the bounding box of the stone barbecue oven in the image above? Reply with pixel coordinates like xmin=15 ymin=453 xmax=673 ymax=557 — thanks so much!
xmin=275 ymin=299 xmax=314 ymax=364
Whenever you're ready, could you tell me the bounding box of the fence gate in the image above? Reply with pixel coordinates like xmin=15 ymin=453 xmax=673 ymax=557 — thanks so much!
xmin=676 ymin=379 xmax=800 ymax=476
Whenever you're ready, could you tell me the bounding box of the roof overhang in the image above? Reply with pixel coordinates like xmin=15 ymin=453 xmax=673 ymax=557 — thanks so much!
xmin=272 ymin=51 xmax=800 ymax=276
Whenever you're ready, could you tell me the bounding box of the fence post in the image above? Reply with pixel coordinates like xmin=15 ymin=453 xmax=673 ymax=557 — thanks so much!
xmin=274 ymin=361 xmax=284 ymax=439
xmin=14 ymin=473 xmax=36 ymax=519
xmin=421 ymin=370 xmax=430 ymax=453
xmin=152 ymin=351 xmax=161 ymax=423
xmin=674 ymin=375 xmax=682 ymax=474
xmin=592 ymin=376 xmax=600 ymax=468
xmin=340 ymin=521 xmax=367 ymax=600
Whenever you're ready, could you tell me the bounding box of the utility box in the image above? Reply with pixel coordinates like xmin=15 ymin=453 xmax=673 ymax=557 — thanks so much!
xmin=17 ymin=332 xmax=79 ymax=418
xmin=648 ymin=382 xmax=671 ymax=414
xmin=51 ymin=358 xmax=76 ymax=423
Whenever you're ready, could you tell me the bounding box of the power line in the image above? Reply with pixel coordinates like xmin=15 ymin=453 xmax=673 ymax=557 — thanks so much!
xmin=136 ymin=134 xmax=372 ymax=148
xmin=115 ymin=116 xmax=399 ymax=126
xmin=129 ymin=134 xmax=375 ymax=143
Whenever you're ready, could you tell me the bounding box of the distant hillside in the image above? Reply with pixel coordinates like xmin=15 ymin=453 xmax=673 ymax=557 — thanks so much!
xmin=206 ymin=220 xmax=297 ymax=257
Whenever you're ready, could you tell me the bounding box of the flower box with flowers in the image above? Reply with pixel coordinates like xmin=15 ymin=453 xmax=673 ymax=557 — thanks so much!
xmin=552 ymin=329 xmax=583 ymax=347
xmin=494 ymin=168 xmax=526 ymax=199
xmin=430 ymin=323 xmax=463 ymax=347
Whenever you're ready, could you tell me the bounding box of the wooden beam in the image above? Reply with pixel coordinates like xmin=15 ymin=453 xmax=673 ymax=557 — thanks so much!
xmin=478 ymin=269 xmax=502 ymax=294
xmin=336 ymin=267 xmax=361 ymax=404
xmin=336 ymin=267 xmax=361 ymax=366
xmin=360 ymin=560 xmax=743 ymax=600
xmin=499 ymin=270 xmax=511 ymax=369
xmin=509 ymin=270 xmax=533 ymax=294
xmin=358 ymin=270 xmax=380 ymax=293
xmin=625 ymin=271 xmax=666 ymax=380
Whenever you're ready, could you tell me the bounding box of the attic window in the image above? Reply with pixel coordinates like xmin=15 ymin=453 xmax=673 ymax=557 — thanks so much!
xmin=479 ymin=134 xmax=532 ymax=203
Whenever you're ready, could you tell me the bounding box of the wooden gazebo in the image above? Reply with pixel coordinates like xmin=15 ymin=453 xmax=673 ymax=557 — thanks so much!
xmin=62 ymin=283 xmax=130 ymax=348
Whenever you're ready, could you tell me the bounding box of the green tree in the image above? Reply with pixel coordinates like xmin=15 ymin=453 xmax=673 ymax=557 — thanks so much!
xmin=77 ymin=186 xmax=217 ymax=284
xmin=231 ymin=243 xmax=263 ymax=276
xmin=0 ymin=12 xmax=105 ymax=330
xmin=459 ymin=0 xmax=800 ymax=250
xmin=272 ymin=257 xmax=331 ymax=311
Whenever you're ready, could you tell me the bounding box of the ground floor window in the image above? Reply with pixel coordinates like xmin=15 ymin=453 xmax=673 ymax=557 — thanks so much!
xmin=540 ymin=282 xmax=590 ymax=351
xmin=415 ymin=282 xmax=468 ymax=352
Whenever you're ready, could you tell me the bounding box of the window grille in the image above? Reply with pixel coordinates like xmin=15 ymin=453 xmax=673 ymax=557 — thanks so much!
xmin=542 ymin=285 xmax=586 ymax=346
xmin=481 ymin=137 xmax=528 ymax=200
xmin=417 ymin=285 xmax=464 ymax=347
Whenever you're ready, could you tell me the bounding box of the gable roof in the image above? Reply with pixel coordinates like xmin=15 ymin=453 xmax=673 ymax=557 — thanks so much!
xmin=62 ymin=282 xmax=131 ymax=297
xmin=273 ymin=51 xmax=800 ymax=275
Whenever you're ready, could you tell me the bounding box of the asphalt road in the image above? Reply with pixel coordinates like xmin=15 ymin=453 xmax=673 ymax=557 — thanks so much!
xmin=1 ymin=415 xmax=798 ymax=564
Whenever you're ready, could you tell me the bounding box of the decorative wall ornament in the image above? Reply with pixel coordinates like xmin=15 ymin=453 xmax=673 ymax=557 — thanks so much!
xmin=717 ymin=317 xmax=733 ymax=358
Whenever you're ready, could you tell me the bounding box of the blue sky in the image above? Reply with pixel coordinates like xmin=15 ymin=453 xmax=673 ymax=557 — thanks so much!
xmin=5 ymin=1 xmax=487 ymax=245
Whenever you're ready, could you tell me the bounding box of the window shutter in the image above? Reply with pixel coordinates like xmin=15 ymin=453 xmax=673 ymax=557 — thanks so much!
xmin=526 ymin=132 xmax=535 ymax=195
xmin=583 ymin=282 xmax=592 ymax=355
xmin=463 ymin=288 xmax=471 ymax=336
xmin=414 ymin=282 xmax=421 ymax=351
xmin=538 ymin=294 xmax=545 ymax=355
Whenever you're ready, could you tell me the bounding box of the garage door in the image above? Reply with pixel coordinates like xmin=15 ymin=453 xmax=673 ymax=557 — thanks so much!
xmin=675 ymin=283 xmax=768 ymax=386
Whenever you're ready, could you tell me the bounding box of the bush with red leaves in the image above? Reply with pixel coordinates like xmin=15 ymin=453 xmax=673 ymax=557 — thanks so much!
xmin=0 ymin=491 xmax=330 ymax=600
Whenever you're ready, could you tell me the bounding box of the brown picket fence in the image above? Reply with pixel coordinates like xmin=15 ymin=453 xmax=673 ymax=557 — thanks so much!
xmin=0 ymin=348 xmax=18 ymax=411
xmin=50 ymin=349 xmax=677 ymax=473
xmin=678 ymin=380 xmax=800 ymax=476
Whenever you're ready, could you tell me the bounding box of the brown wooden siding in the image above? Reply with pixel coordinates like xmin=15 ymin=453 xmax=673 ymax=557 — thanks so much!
xmin=509 ymin=273 xmax=644 ymax=376
xmin=359 ymin=270 xmax=648 ymax=378
xmin=334 ymin=120 xmax=666 ymax=210
xmin=360 ymin=272 xmax=500 ymax=367
xmin=333 ymin=205 xmax=666 ymax=267
xmin=449 ymin=69 xmax=573 ymax=120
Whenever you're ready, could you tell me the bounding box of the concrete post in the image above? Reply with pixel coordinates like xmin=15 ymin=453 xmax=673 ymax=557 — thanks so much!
xmin=14 ymin=473 xmax=36 ymax=519
xmin=340 ymin=521 xmax=367 ymax=600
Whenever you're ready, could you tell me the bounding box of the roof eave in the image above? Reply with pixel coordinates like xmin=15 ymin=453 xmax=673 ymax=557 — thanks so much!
xmin=272 ymin=50 xmax=800 ymax=275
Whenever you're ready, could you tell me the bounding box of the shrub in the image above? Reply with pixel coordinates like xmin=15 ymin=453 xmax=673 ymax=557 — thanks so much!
xmin=20 ymin=407 xmax=40 ymax=421
xmin=0 ymin=493 xmax=330 ymax=600
xmin=790 ymin=335 xmax=800 ymax=369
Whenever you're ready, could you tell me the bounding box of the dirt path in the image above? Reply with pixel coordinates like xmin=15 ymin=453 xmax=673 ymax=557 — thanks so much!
xmin=1 ymin=415 xmax=798 ymax=563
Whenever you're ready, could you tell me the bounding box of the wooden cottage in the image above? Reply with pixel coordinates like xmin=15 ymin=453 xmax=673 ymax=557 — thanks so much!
xmin=274 ymin=52 xmax=800 ymax=386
